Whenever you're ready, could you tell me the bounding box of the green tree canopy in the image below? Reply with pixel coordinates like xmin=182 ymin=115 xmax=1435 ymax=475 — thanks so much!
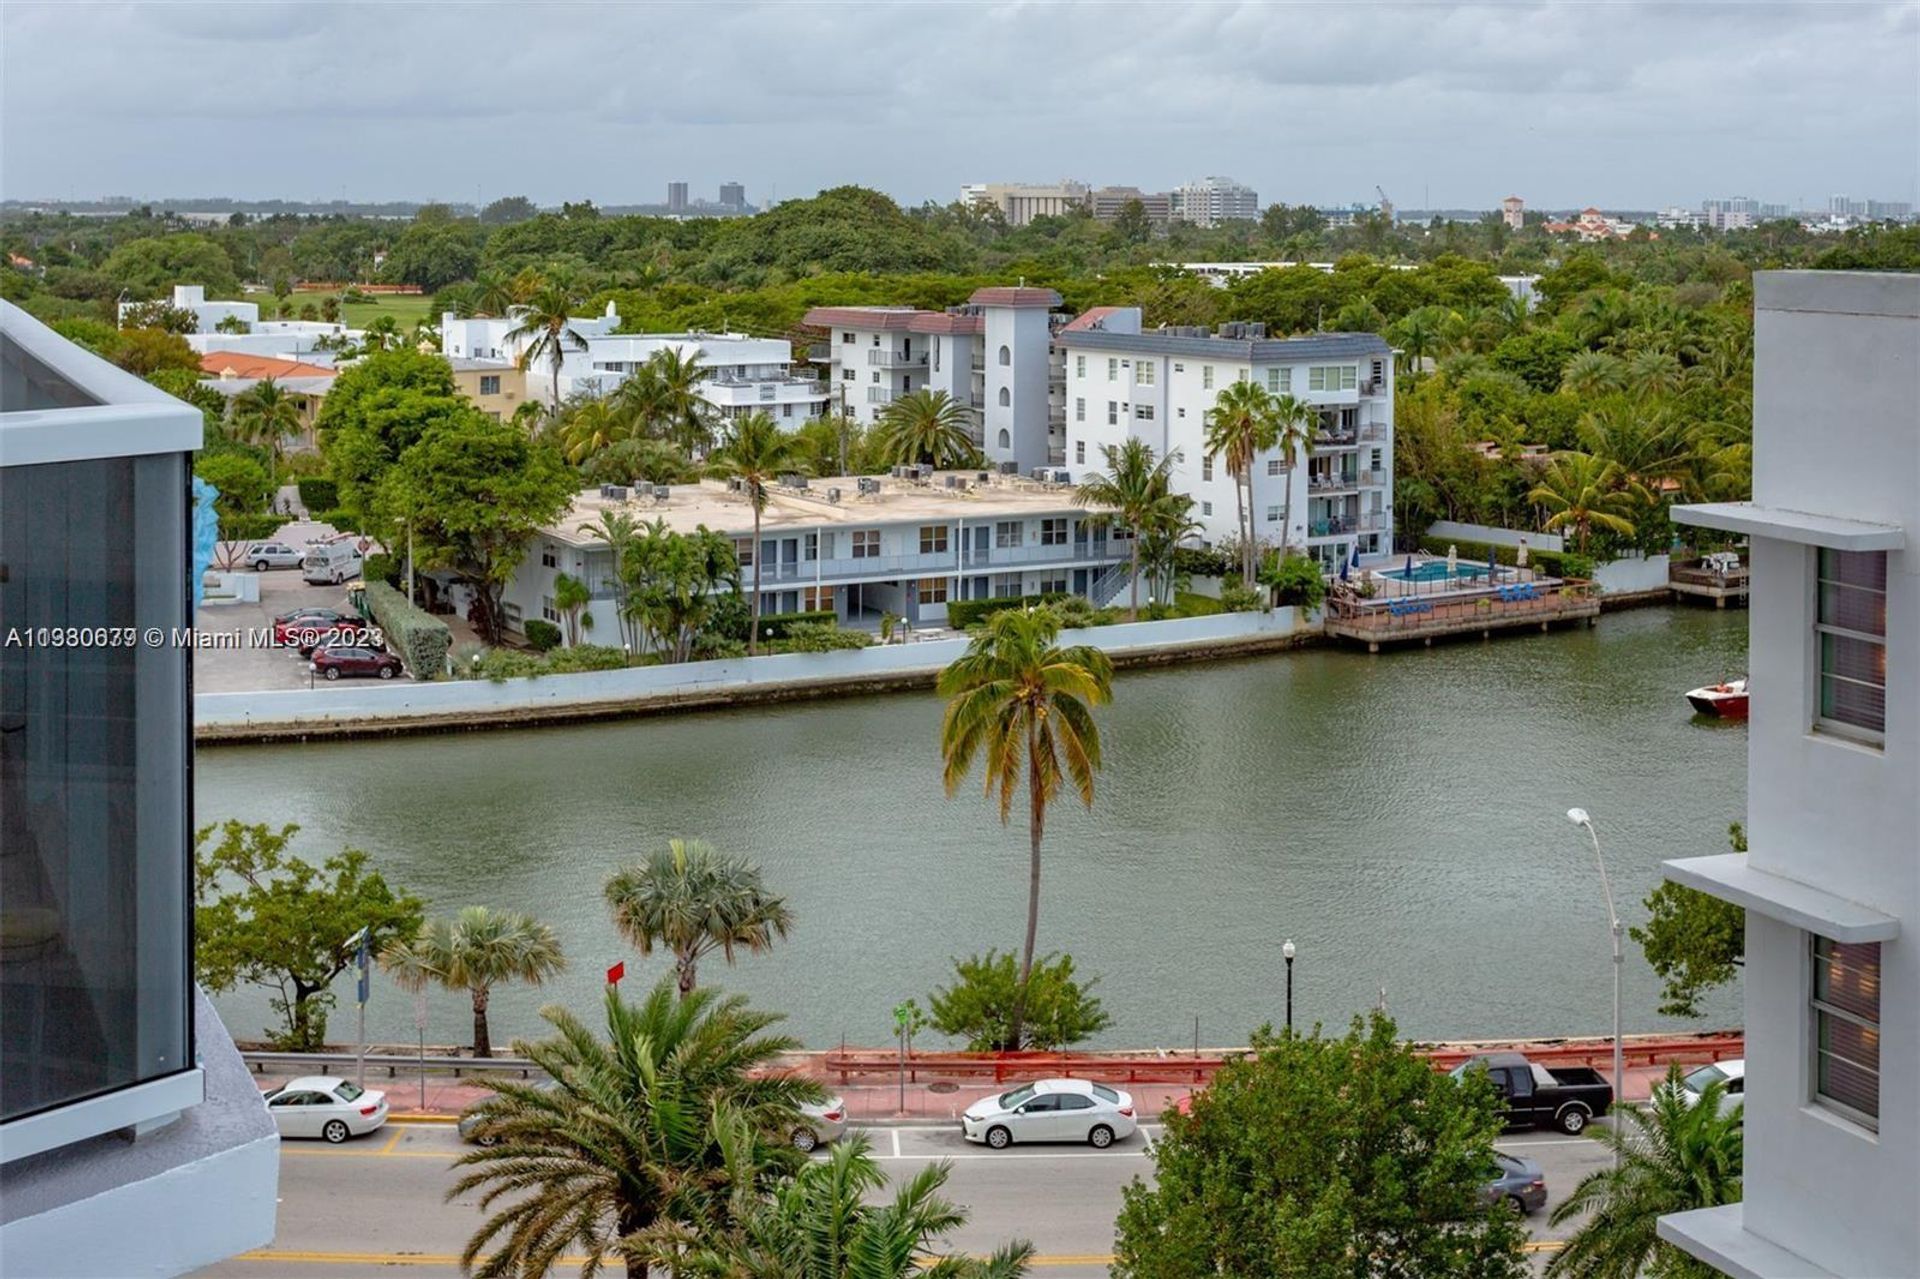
xmin=603 ymin=839 xmax=793 ymax=997
xmin=621 ymin=519 xmax=741 ymax=661
xmin=315 ymin=348 xmax=463 ymax=515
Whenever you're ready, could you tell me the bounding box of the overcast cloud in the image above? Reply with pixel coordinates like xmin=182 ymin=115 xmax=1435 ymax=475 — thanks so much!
xmin=3 ymin=1 xmax=1916 ymax=210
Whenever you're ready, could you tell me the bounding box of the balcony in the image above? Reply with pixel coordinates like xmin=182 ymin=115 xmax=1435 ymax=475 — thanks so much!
xmin=1308 ymin=472 xmax=1360 ymax=494
xmin=963 ymin=540 xmax=1116 ymax=569
xmin=1356 ymin=468 xmax=1388 ymax=487
xmin=1308 ymin=517 xmax=1359 ymax=537
xmin=866 ymin=349 xmax=929 ymax=369
xmin=1357 ymin=421 xmax=1389 ymax=442
xmin=866 ymin=387 xmax=897 ymax=406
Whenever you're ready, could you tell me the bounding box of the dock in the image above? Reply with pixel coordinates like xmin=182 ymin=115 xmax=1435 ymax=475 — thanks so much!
xmin=1325 ymin=580 xmax=1600 ymax=652
xmin=1668 ymin=561 xmax=1750 ymax=607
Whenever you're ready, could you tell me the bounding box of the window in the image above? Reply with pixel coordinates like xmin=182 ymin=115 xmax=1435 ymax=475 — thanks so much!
xmin=1265 ymin=506 xmax=1281 ymax=523
xmin=997 ymin=428 xmax=1011 ymax=449
xmin=803 ymin=586 xmax=833 ymax=612
xmin=803 ymin=532 xmax=818 ymax=561
xmin=1038 ymin=576 xmax=1068 ymax=594
xmin=996 ymin=521 xmax=1024 ymax=548
xmin=1812 ymin=937 xmax=1880 ymax=1129
xmin=1075 ymin=441 xmax=1085 ymax=463
xmin=1268 ymin=458 xmax=1283 ymax=476
xmin=1202 ymin=501 xmax=1213 ymax=516
xmin=998 ymin=387 xmax=1010 ymax=407
xmin=1265 ymin=367 xmax=1291 ymax=393
xmin=541 ymin=596 xmax=560 ymax=624
xmin=732 ymin=537 xmax=754 ymax=567
xmin=1177 ymin=407 xmax=1186 ymax=418
xmin=843 ymin=367 xmax=856 ymax=381
xmin=1202 ymin=365 xmax=1215 ymax=390
xmin=1816 ymin=549 xmax=1886 ymax=739
xmin=919 ymin=524 xmax=949 ymax=554
xmin=1075 ymin=396 xmax=1085 ymax=422
xmin=541 ymin=545 xmax=557 ymax=568
xmin=1136 ymin=404 xmax=1155 ymax=420
xmin=871 ymin=371 xmax=879 ymax=383
xmin=1137 ymin=359 xmax=1155 ymax=386
xmin=998 ymin=344 xmax=1011 ymax=366
xmin=917 ymin=577 xmax=950 ymax=604
xmin=1174 ymin=362 xmax=1184 ymax=373
xmin=1075 ymin=354 xmax=1086 ymax=377
xmin=782 ymin=403 xmax=793 ymax=418
xmin=1107 ymin=357 xmax=1119 ymax=382
xmin=1202 ymin=457 xmax=1213 ymax=481
xmin=1237 ymin=367 xmax=1249 ymax=383
xmin=479 ymin=375 xmax=501 ymax=396
xmin=1041 ymin=518 xmax=1068 ymax=545
xmin=1107 ymin=401 xmax=1118 ymax=426
xmin=850 ymin=529 xmax=879 ymax=559
xmin=1058 ymin=1093 xmax=1093 ymax=1111
xmin=841 ymin=331 xmax=854 ymax=343
xmin=1309 ymin=365 xmax=1359 ymax=391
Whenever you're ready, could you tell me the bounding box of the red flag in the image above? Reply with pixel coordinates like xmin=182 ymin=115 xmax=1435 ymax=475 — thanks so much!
xmin=606 ymin=961 xmax=625 ymax=985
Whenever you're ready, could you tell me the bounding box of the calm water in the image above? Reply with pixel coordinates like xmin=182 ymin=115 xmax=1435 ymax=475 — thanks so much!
xmin=198 ymin=607 xmax=1748 ymax=1052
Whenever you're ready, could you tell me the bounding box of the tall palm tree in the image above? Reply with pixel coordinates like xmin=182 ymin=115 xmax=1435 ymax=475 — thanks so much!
xmin=582 ymin=508 xmax=642 ymax=652
xmin=230 ymin=377 xmax=304 ymax=471
xmin=473 ymin=272 xmax=518 ymax=318
xmin=361 ymin=314 xmax=401 ymax=353
xmin=1624 ymin=347 xmax=1684 ymax=398
xmin=558 ymin=398 xmax=629 ymax=466
xmin=938 ymin=608 xmax=1111 ymax=1049
xmin=453 ymin=979 xmax=822 ymax=1279
xmin=508 ymin=285 xmax=589 ymax=415
xmin=1074 ymin=438 xmax=1180 ymax=619
xmin=711 ymin=411 xmax=802 ymax=656
xmin=1546 ymin=1068 xmax=1742 ymax=1279
xmin=645 ymin=345 xmax=717 ymax=458
xmin=1389 ymin=307 xmax=1444 ymax=377
xmin=379 ymin=907 xmax=565 ymax=1059
xmin=1528 ymin=452 xmax=1641 ymax=555
xmin=604 ymin=839 xmax=794 ymax=998
xmin=1203 ymin=380 xmax=1281 ymax=587
xmin=1268 ymin=392 xmax=1315 ymax=559
xmin=874 ymin=389 xmax=979 ymax=468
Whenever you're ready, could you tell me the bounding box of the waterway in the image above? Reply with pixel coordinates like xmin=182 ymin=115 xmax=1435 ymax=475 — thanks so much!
xmin=197 ymin=606 xmax=1748 ymax=1053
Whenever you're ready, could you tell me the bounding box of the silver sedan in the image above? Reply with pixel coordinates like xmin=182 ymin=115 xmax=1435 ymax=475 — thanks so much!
xmin=960 ymin=1078 xmax=1137 ymax=1149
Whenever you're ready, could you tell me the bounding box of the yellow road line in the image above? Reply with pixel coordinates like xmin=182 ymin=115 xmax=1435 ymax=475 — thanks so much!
xmin=280 ymin=1146 xmax=451 ymax=1159
xmin=377 ymin=1127 xmax=406 ymax=1155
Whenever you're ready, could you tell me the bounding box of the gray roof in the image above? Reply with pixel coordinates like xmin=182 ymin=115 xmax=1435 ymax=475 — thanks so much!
xmin=1057 ymin=328 xmax=1391 ymax=362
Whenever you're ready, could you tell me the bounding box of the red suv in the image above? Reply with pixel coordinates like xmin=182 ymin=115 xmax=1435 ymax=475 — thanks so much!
xmin=310 ymin=646 xmax=405 ymax=681
xmin=293 ymin=624 xmax=379 ymax=657
xmin=273 ymin=608 xmax=351 ymax=646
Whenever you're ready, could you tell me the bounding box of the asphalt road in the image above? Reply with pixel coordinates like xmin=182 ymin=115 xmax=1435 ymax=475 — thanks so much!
xmin=193 ymin=1120 xmax=1611 ymax=1278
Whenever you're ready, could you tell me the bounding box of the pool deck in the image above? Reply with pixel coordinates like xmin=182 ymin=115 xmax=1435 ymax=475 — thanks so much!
xmin=1326 ymin=575 xmax=1600 ymax=651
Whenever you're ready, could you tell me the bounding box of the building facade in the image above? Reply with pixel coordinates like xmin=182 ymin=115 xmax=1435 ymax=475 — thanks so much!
xmin=1090 ymin=186 xmax=1174 ymax=223
xmin=447 ymin=357 xmax=530 ymax=421
xmin=667 ymin=182 xmax=688 ymax=213
xmin=1172 ymin=177 xmax=1258 ymax=227
xmin=120 ymin=285 xmax=352 ymax=359
xmin=1661 ymin=271 xmax=1917 ymax=1279
xmin=1500 ymin=195 xmax=1525 ymax=230
xmin=960 ymin=180 xmax=1090 ymax=226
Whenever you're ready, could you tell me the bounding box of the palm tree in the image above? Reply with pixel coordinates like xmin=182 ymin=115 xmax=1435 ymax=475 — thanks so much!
xmin=874 ymin=389 xmax=979 ymax=468
xmin=453 ymin=979 xmax=822 ymax=1279
xmin=711 ymin=411 xmax=802 ymax=656
xmin=1268 ymin=392 xmax=1315 ymax=559
xmin=582 ymin=508 xmax=642 ymax=652
xmin=554 ymin=572 xmax=593 ymax=646
xmin=1203 ymin=380 xmax=1281 ymax=587
xmin=1074 ymin=438 xmax=1180 ymax=618
xmin=558 ymin=398 xmax=629 ymax=465
xmin=473 ymin=272 xmax=518 ymax=318
xmin=379 ymin=907 xmax=565 ymax=1059
xmin=938 ymin=608 xmax=1111 ymax=1049
xmin=508 ymin=285 xmax=589 ymax=415
xmin=1546 ymin=1067 xmax=1742 ymax=1279
xmin=645 ymin=346 xmax=717 ymax=457
xmin=361 ymin=314 xmax=401 ymax=352
xmin=1624 ymin=347 xmax=1684 ymax=398
xmin=604 ymin=839 xmax=794 ymax=998
xmin=1560 ymin=351 xmax=1626 ymax=398
xmin=229 ymin=377 xmax=304 ymax=471
xmin=1389 ymin=307 xmax=1444 ymax=376
xmin=1528 ymin=452 xmax=1641 ymax=555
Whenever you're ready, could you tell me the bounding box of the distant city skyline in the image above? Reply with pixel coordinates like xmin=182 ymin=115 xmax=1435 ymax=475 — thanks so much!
xmin=3 ymin=2 xmax=1915 ymax=211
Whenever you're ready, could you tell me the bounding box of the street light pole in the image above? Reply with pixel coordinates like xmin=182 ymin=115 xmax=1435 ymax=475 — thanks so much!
xmin=1282 ymin=939 xmax=1296 ymax=1034
xmin=1567 ymin=808 xmax=1624 ymax=1168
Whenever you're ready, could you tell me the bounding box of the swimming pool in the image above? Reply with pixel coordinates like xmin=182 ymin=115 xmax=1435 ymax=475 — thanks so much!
xmin=1381 ymin=561 xmax=1495 ymax=583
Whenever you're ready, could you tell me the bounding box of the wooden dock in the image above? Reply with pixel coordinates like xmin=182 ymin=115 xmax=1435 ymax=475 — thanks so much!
xmin=1669 ymin=562 xmax=1750 ymax=607
xmin=1326 ymin=581 xmax=1600 ymax=652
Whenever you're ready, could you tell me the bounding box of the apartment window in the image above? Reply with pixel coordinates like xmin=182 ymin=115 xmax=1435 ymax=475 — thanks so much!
xmin=1265 ymin=367 xmax=1291 ymax=393
xmin=1266 ymin=506 xmax=1281 ymax=523
xmin=1815 ymin=549 xmax=1887 ymax=740
xmin=541 ymin=545 xmax=558 ymax=568
xmin=918 ymin=577 xmax=950 ymax=604
xmin=998 ymin=428 xmax=1011 ymax=449
xmin=1137 ymin=359 xmax=1155 ymax=386
xmin=998 ymin=344 xmax=1011 ymax=366
xmin=1178 ymin=407 xmax=1186 ymax=418
xmin=1107 ymin=401 xmax=1118 ymax=426
xmin=1202 ymin=501 xmax=1213 ymax=516
xmin=872 ymin=334 xmax=880 ymax=346
xmin=1202 ymin=365 xmax=1215 ymax=390
xmin=919 ymin=524 xmax=949 ymax=554
xmin=1041 ymin=518 xmax=1068 ymax=546
xmin=1075 ymin=355 xmax=1086 ymax=378
xmin=782 ymin=403 xmax=793 ymax=418
xmin=1038 ymin=576 xmax=1068 ymax=595
xmin=1136 ymin=404 xmax=1155 ymax=421
xmin=1236 ymin=367 xmax=1249 ymax=383
xmin=1107 ymin=358 xmax=1119 ymax=382
xmin=1202 ymin=457 xmax=1213 ymax=481
xmin=803 ymin=586 xmax=834 ymax=612
xmin=1812 ymin=936 xmax=1880 ymax=1129
xmin=1267 ymin=458 xmax=1283 ymax=476
xmin=842 ymin=331 xmax=855 ymax=344
xmin=850 ymin=529 xmax=879 ymax=559
xmin=1075 ymin=397 xmax=1085 ymax=422
xmin=479 ymin=375 xmax=501 ymax=396
xmin=871 ymin=371 xmax=879 ymax=383
xmin=732 ymin=537 xmax=754 ymax=567
xmin=1075 ymin=440 xmax=1086 ymax=464
xmin=843 ymin=367 xmax=856 ymax=382
xmin=541 ymin=596 xmax=561 ymax=624
xmin=1308 ymin=365 xmax=1359 ymax=391
xmin=996 ymin=520 xmax=1024 ymax=548
xmin=803 ymin=532 xmax=818 ymax=561
xmin=1371 ymin=448 xmax=1384 ymax=470
xmin=1174 ymin=362 xmax=1185 ymax=373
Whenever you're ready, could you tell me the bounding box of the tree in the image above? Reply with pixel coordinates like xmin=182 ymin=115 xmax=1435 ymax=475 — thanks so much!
xmin=643 ymin=345 xmax=717 ymax=457
xmin=374 ymin=410 xmax=577 ymax=643
xmin=1074 ymin=438 xmax=1180 ymax=618
xmin=604 ymin=839 xmax=793 ymax=998
xmin=873 ymin=389 xmax=978 ymax=468
xmin=314 ymin=348 xmax=463 ymax=515
xmin=230 ymin=377 xmax=305 ymax=471
xmin=938 ymin=608 xmax=1112 ymax=1049
xmin=508 ymin=284 xmax=590 ymax=414
xmin=119 ymin=300 xmax=199 ymax=334
xmin=554 ymin=571 xmax=594 ymax=647
xmin=1631 ymin=823 xmax=1747 ymax=1017
xmin=193 ymin=821 xmax=423 ymax=1051
xmin=1528 ymin=451 xmax=1641 ymax=554
xmin=582 ymin=508 xmax=643 ymax=651
xmin=380 ymin=907 xmax=564 ymax=1059
xmin=928 ymin=950 xmax=1112 ymax=1052
xmin=1546 ymin=1067 xmax=1743 ymax=1279
xmin=194 ymin=450 xmax=273 ymax=521
xmin=114 ymin=327 xmax=200 ymax=376
xmin=710 ymin=411 xmax=803 ymax=656
xmin=102 ymin=232 xmax=238 ymax=297
xmin=1113 ymin=1012 xmax=1529 ymax=1279
xmin=1203 ymin=380 xmax=1281 ymax=587
xmin=453 ymin=979 xmax=822 ymax=1279
xmin=1268 ymin=392 xmax=1315 ymax=558
xmin=480 ymin=195 xmax=539 ymax=225
xmin=622 ymin=519 xmax=741 ymax=661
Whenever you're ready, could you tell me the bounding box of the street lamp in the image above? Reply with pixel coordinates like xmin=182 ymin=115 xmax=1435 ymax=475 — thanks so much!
xmin=1566 ymin=807 xmax=1624 ymax=1167
xmin=1282 ymin=939 xmax=1297 ymax=1033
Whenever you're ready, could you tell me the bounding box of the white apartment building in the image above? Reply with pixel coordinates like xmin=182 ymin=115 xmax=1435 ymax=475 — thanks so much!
xmin=1172 ymin=176 xmax=1259 ymax=227
xmin=959 ymin=180 xmax=1090 ymax=226
xmin=504 ymin=471 xmax=1133 ymax=638
xmin=1058 ymin=309 xmax=1395 ymax=570
xmin=1660 ymin=272 xmax=1917 ymax=1279
xmin=119 ymin=285 xmax=353 ymax=359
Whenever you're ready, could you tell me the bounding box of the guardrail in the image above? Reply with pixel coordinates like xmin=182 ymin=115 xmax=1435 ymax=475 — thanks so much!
xmin=241 ymin=1049 xmax=542 ymax=1079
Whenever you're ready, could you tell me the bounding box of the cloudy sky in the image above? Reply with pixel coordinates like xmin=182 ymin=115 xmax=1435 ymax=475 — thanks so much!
xmin=4 ymin=1 xmax=1916 ymax=211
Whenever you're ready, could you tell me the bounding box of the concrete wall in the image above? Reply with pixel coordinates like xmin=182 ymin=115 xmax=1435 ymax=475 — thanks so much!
xmin=1425 ymin=521 xmax=1565 ymax=553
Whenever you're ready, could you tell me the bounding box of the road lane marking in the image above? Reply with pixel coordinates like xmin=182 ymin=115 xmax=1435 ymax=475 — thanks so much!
xmin=377 ymin=1127 xmax=405 ymax=1155
xmin=281 ymin=1146 xmax=451 ymax=1159
xmin=891 ymin=1127 xmax=902 ymax=1157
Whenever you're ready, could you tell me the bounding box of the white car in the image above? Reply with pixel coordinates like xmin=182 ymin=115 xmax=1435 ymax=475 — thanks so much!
xmin=961 ymin=1078 xmax=1136 ymax=1149
xmin=790 ymin=1096 xmax=848 ymax=1152
xmin=264 ymin=1076 xmax=389 ymax=1143
xmin=1670 ymin=1059 xmax=1745 ymax=1111
xmin=244 ymin=541 xmax=303 ymax=572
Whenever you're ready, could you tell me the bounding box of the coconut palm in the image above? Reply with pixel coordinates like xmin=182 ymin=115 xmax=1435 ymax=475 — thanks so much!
xmin=453 ymin=979 xmax=822 ymax=1279
xmin=361 ymin=314 xmax=402 ymax=353
xmin=938 ymin=608 xmax=1111 ymax=1049
xmin=1624 ymin=347 xmax=1684 ymax=398
xmin=1560 ymin=351 xmax=1626 ymax=398
xmin=558 ymin=398 xmax=630 ymax=466
xmin=379 ymin=907 xmax=565 ymax=1058
xmin=554 ymin=572 xmax=593 ymax=646
xmin=582 ymin=508 xmax=642 ymax=652
xmin=874 ymin=388 xmax=979 ymax=468
xmin=1074 ymin=438 xmax=1180 ymax=619
xmin=645 ymin=345 xmax=717 ymax=457
xmin=229 ymin=377 xmax=304 ymax=471
xmin=1545 ymin=1067 xmax=1742 ymax=1279
xmin=1528 ymin=452 xmax=1641 ymax=555
xmin=1389 ymin=307 xmax=1449 ymax=376
xmin=508 ymin=284 xmax=590 ymax=415
xmin=1268 ymin=392 xmax=1316 ymax=559
xmin=1203 ymin=380 xmax=1281 ymax=587
xmin=604 ymin=839 xmax=794 ymax=998
xmin=711 ymin=411 xmax=803 ymax=656
xmin=473 ymin=272 xmax=519 ymax=318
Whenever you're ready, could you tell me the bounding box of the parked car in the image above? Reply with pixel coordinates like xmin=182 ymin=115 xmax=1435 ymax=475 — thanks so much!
xmin=263 ymin=1076 xmax=388 ymax=1143
xmin=1667 ymin=1059 xmax=1745 ymax=1112
xmin=311 ymin=645 xmax=405 ymax=680
xmin=244 ymin=541 xmax=303 ymax=572
xmin=303 ymin=537 xmax=364 ymax=585
xmin=1484 ymin=1152 xmax=1548 ymax=1215
xmin=1450 ymin=1052 xmax=1614 ymax=1134
xmin=961 ymin=1078 xmax=1136 ymax=1149
xmin=789 ymin=1097 xmax=848 ymax=1152
xmin=294 ymin=624 xmax=380 ymax=657
xmin=272 ymin=607 xmax=352 ymax=645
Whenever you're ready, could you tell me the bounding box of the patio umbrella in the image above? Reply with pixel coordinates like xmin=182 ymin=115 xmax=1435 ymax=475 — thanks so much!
xmin=1404 ymin=554 xmax=1414 ymax=575
xmin=1339 ymin=552 xmax=1350 ymax=583
xmin=1446 ymin=544 xmax=1458 ymax=577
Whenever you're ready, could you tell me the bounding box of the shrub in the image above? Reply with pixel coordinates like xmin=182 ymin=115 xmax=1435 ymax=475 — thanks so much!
xmin=462 ymin=643 xmax=631 ymax=681
xmin=316 ymin=507 xmax=362 ymax=534
xmin=217 ymin=512 xmax=284 ymax=544
xmin=1172 ymin=545 xmax=1234 ymax=580
xmin=753 ymin=609 xmax=837 ymax=641
xmin=928 ymin=950 xmax=1113 ymax=1052
xmin=1218 ymin=582 xmax=1265 ymax=613
xmin=296 ymin=478 xmax=339 ymax=511
xmin=1417 ymin=535 xmax=1594 ymax=581
xmin=771 ymin=621 xmax=871 ymax=653
xmin=523 ymin=619 xmax=562 ymax=651
xmin=364 ymin=580 xmax=452 ymax=677
xmin=196 ymin=451 xmax=273 ymax=520
xmin=946 ymin=591 xmax=1071 ymax=629
xmin=1261 ymin=552 xmax=1327 ymax=610
xmin=360 ymin=551 xmax=400 ymax=588
xmin=690 ymin=633 xmax=747 ymax=661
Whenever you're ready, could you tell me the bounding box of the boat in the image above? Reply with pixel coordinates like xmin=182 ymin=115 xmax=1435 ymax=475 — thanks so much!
xmin=1687 ymin=677 xmax=1749 ymax=719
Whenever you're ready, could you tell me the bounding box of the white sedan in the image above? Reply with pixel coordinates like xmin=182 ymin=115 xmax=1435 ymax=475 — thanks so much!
xmin=1671 ymin=1059 xmax=1746 ymax=1111
xmin=264 ymin=1076 xmax=389 ymax=1143
xmin=961 ymin=1078 xmax=1137 ymax=1149
xmin=790 ymin=1096 xmax=849 ymax=1152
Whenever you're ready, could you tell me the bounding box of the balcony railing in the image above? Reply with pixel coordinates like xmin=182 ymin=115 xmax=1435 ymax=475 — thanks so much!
xmin=742 ymin=541 xmax=1126 ymax=584
xmin=1308 ymin=517 xmax=1358 ymax=537
xmin=866 ymin=387 xmax=897 ymax=406
xmin=1357 ymin=421 xmax=1388 ymax=442
xmin=1355 ymin=510 xmax=1388 ymax=531
xmin=1356 ymin=469 xmax=1388 ymax=487
xmin=866 ymin=349 xmax=929 ymax=368
xmin=962 ymin=540 xmax=1110 ymax=568
xmin=1308 ymin=473 xmax=1360 ymax=493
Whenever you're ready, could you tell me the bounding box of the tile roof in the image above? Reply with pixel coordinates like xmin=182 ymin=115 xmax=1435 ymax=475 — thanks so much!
xmin=801 ymin=306 xmax=924 ymax=332
xmin=1060 ymin=306 xmax=1126 ymax=333
xmin=907 ymin=312 xmax=985 ymax=335
xmin=968 ymin=286 xmax=1063 ymax=309
xmin=199 ymin=352 xmax=337 ymax=380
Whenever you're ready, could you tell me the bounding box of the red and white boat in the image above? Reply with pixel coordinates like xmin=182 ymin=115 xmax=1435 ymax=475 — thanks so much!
xmin=1687 ymin=677 xmax=1749 ymax=719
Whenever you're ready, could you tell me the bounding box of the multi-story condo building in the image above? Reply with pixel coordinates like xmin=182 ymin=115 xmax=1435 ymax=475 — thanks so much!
xmin=1501 ymin=195 xmax=1525 ymax=230
xmin=1 ymin=301 xmax=279 ymax=1275
xmin=667 ymin=181 xmax=688 ymax=213
xmin=1091 ymin=186 xmax=1175 ymax=223
xmin=718 ymin=182 xmax=746 ymax=211
xmin=1172 ymin=177 xmax=1258 ymax=227
xmin=505 ymin=471 xmax=1133 ymax=636
xmin=959 ymin=180 xmax=1090 ymax=226
xmin=119 ymin=284 xmax=353 ymax=360
xmin=1660 ymin=271 xmax=1916 ymax=1279
xmin=1058 ymin=308 xmax=1395 ymax=570
xmin=1702 ymin=196 xmax=1762 ymax=231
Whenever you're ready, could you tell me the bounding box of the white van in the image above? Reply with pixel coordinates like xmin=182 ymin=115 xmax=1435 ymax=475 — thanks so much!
xmin=302 ymin=538 xmax=364 ymax=585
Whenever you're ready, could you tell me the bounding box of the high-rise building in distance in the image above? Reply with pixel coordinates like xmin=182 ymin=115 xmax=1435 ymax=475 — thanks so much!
xmin=1172 ymin=177 xmax=1258 ymax=227
xmin=1501 ymin=195 xmax=1525 ymax=230
xmin=667 ymin=181 xmax=688 ymax=213
xmin=718 ymin=182 xmax=745 ymax=211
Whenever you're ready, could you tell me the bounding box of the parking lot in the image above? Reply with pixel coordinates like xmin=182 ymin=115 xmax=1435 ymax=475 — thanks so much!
xmin=195 ymin=565 xmax=363 ymax=693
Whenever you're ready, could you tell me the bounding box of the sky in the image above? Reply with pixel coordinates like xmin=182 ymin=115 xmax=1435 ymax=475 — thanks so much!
xmin=3 ymin=1 xmax=1917 ymax=212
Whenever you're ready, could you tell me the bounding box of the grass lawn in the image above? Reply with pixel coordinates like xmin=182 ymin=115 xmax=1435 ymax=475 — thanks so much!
xmin=282 ymin=290 xmax=437 ymax=329
xmin=1174 ymin=591 xmax=1226 ymax=616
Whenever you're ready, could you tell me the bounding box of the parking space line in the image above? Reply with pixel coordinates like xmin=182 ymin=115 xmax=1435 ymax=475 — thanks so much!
xmin=890 ymin=1127 xmax=902 ymax=1158
xmin=377 ymin=1127 xmax=405 ymax=1155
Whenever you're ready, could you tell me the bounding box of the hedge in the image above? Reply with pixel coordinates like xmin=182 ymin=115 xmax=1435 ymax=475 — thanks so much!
xmin=363 ymin=580 xmax=452 ymax=677
xmin=523 ymin=619 xmax=562 ymax=651
xmin=753 ymin=609 xmax=837 ymax=641
xmin=1416 ymin=535 xmax=1594 ymax=581
xmin=295 ymin=478 xmax=339 ymax=511
xmin=946 ymin=592 xmax=1070 ymax=629
xmin=315 ymin=508 xmax=362 ymax=534
xmin=361 ymin=551 xmax=400 ymax=588
xmin=219 ymin=513 xmax=285 ymax=543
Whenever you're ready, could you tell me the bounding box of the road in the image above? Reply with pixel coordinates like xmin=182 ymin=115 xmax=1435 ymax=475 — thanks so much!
xmin=195 ymin=1121 xmax=1611 ymax=1278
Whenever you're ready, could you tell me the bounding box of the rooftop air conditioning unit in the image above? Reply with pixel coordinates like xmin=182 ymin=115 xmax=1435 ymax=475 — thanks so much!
xmin=652 ymin=486 xmax=671 ymax=503
xmin=976 ymin=471 xmax=990 ymax=483
xmin=999 ymin=460 xmax=1019 ymax=475
xmin=598 ymin=485 xmax=615 ymax=499
xmin=827 ymin=487 xmax=842 ymax=503
xmin=727 ymin=476 xmax=744 ymax=493
xmin=856 ymin=476 xmax=880 ymax=495
xmin=917 ymin=462 xmax=933 ymax=479
xmin=1030 ymin=467 xmax=1054 ymax=482
xmin=606 ymin=485 xmax=628 ymax=502
xmin=944 ymin=474 xmax=962 ymax=489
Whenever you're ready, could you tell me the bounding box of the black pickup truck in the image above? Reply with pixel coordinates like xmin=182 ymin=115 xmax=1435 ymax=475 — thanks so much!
xmin=1451 ymin=1052 xmax=1614 ymax=1134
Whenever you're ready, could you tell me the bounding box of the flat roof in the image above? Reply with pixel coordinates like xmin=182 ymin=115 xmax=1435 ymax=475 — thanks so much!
xmin=543 ymin=473 xmax=1102 ymax=546
xmin=1672 ymin=502 xmax=1905 ymax=552
xmin=1058 ymin=328 xmax=1392 ymax=361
